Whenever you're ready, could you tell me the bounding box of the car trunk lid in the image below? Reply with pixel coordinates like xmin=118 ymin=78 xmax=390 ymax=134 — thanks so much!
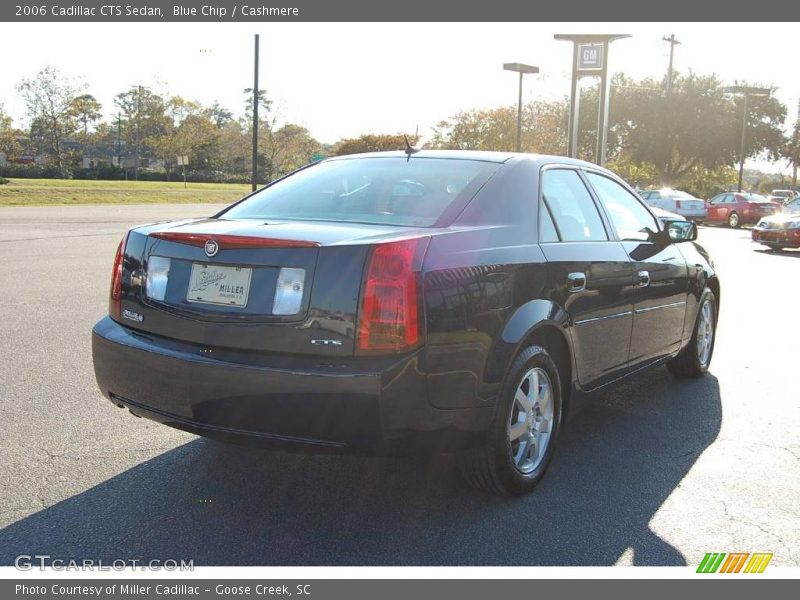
xmin=114 ymin=218 xmax=433 ymax=356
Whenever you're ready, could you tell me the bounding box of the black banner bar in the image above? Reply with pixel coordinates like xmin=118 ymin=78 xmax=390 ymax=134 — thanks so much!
xmin=2 ymin=1 xmax=800 ymax=22
xmin=3 ymin=579 xmax=796 ymax=600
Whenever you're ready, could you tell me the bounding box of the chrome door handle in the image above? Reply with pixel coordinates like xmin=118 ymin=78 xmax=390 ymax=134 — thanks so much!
xmin=637 ymin=270 xmax=650 ymax=288
xmin=567 ymin=272 xmax=586 ymax=293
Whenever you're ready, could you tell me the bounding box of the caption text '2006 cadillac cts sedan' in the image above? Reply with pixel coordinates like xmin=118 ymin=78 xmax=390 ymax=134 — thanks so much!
xmin=92 ymin=151 xmax=719 ymax=495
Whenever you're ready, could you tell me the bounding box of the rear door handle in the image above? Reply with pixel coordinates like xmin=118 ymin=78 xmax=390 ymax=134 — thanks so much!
xmin=567 ymin=272 xmax=586 ymax=293
xmin=637 ymin=270 xmax=650 ymax=288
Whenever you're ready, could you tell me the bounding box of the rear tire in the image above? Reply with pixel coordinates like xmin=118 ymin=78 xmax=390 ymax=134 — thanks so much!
xmin=458 ymin=345 xmax=563 ymax=495
xmin=728 ymin=212 xmax=740 ymax=228
xmin=667 ymin=289 xmax=717 ymax=378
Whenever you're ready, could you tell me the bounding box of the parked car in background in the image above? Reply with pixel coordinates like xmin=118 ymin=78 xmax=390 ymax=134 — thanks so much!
xmin=752 ymin=196 xmax=800 ymax=250
xmin=705 ymin=192 xmax=781 ymax=228
xmin=92 ymin=151 xmax=720 ymax=495
xmin=766 ymin=189 xmax=796 ymax=204
xmin=640 ymin=188 xmax=707 ymax=222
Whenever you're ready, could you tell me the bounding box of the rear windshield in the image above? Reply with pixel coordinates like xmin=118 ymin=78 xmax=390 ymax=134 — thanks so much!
xmin=670 ymin=190 xmax=699 ymax=200
xmin=221 ymin=157 xmax=501 ymax=227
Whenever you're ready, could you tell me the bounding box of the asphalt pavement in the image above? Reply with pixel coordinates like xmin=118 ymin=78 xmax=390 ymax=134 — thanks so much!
xmin=0 ymin=204 xmax=797 ymax=566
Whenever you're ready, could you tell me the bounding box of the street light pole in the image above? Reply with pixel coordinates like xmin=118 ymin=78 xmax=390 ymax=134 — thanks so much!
xmin=503 ymin=63 xmax=539 ymax=153
xmin=252 ymin=34 xmax=260 ymax=192
xmin=723 ymin=85 xmax=771 ymax=192
xmin=738 ymin=92 xmax=749 ymax=193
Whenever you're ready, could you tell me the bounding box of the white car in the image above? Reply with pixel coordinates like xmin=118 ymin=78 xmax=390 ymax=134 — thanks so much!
xmin=640 ymin=188 xmax=708 ymax=221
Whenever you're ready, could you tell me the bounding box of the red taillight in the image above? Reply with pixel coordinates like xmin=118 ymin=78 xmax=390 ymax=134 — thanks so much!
xmin=356 ymin=237 xmax=429 ymax=355
xmin=675 ymin=200 xmax=682 ymax=209
xmin=109 ymin=232 xmax=129 ymax=321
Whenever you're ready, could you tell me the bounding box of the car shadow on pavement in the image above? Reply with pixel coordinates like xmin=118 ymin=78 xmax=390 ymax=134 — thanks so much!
xmin=0 ymin=369 xmax=721 ymax=566
xmin=753 ymin=248 xmax=800 ymax=258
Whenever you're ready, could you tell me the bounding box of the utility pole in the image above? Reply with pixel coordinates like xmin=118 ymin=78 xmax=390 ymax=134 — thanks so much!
xmin=251 ymin=34 xmax=259 ymax=192
xmin=135 ymin=85 xmax=142 ymax=182
xmin=116 ymin=113 xmax=121 ymax=175
xmin=662 ymin=34 xmax=681 ymax=94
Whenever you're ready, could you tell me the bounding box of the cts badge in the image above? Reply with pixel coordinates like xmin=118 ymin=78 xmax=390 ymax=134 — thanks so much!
xmin=204 ymin=239 xmax=219 ymax=257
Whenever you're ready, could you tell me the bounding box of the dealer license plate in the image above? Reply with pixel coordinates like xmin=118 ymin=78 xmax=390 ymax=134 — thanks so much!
xmin=186 ymin=263 xmax=252 ymax=307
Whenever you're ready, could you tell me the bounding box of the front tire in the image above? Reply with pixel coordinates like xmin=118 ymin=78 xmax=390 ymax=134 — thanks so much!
xmin=459 ymin=345 xmax=563 ymax=495
xmin=667 ymin=289 xmax=717 ymax=378
xmin=728 ymin=211 xmax=740 ymax=228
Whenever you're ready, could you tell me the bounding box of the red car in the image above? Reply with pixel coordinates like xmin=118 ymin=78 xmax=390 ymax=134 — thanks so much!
xmin=752 ymin=196 xmax=800 ymax=250
xmin=705 ymin=192 xmax=781 ymax=228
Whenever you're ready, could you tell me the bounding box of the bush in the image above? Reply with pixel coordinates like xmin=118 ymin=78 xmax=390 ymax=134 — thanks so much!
xmin=0 ymin=164 xmax=73 ymax=179
xmin=0 ymin=163 xmax=261 ymax=185
xmin=0 ymin=176 xmax=9 ymax=185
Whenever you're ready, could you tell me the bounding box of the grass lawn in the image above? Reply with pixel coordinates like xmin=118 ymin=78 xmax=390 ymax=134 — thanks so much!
xmin=0 ymin=178 xmax=251 ymax=206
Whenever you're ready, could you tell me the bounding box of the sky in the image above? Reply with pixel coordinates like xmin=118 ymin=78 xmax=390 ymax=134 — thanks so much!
xmin=1 ymin=21 xmax=798 ymax=173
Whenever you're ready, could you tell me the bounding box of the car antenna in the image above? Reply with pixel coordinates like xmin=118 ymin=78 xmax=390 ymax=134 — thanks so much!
xmin=404 ymin=135 xmax=420 ymax=162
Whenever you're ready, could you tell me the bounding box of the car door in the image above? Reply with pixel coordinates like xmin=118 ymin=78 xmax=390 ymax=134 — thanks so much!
xmin=584 ymin=172 xmax=689 ymax=364
xmin=708 ymin=193 xmax=732 ymax=222
xmin=538 ymin=167 xmax=634 ymax=389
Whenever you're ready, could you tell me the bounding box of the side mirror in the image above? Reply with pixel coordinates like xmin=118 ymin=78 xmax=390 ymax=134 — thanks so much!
xmin=663 ymin=219 xmax=697 ymax=243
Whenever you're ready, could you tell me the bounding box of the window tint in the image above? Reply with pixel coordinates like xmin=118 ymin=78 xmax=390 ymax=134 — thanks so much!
xmin=539 ymin=202 xmax=559 ymax=242
xmin=586 ymin=173 xmax=658 ymax=242
xmin=222 ymin=157 xmax=500 ymax=227
xmin=541 ymin=169 xmax=607 ymax=242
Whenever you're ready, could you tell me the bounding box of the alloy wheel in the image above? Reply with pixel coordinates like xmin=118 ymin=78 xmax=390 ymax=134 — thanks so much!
xmin=507 ymin=367 xmax=554 ymax=474
xmin=696 ymin=298 xmax=715 ymax=366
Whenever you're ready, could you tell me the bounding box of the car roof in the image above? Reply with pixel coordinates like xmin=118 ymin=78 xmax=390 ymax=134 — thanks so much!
xmin=323 ymin=149 xmax=602 ymax=170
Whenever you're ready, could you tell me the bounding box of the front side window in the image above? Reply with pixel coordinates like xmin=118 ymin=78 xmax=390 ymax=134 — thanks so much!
xmin=222 ymin=157 xmax=501 ymax=227
xmin=541 ymin=169 xmax=608 ymax=242
xmin=585 ymin=172 xmax=659 ymax=242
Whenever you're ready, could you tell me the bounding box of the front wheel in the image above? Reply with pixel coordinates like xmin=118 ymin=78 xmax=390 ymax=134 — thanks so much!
xmin=728 ymin=211 xmax=740 ymax=228
xmin=667 ymin=289 xmax=717 ymax=378
xmin=459 ymin=345 xmax=563 ymax=495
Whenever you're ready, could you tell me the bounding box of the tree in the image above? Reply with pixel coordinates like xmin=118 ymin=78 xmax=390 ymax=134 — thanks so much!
xmin=267 ymin=124 xmax=321 ymax=179
xmin=114 ymin=86 xmax=171 ymax=170
xmin=427 ymin=108 xmax=516 ymax=151
xmin=206 ymin=101 xmax=234 ymax=128
xmin=0 ymin=104 xmax=20 ymax=159
xmin=17 ymin=66 xmax=81 ymax=167
xmin=783 ymin=121 xmax=800 ymax=187
xmin=426 ymin=100 xmax=569 ymax=155
xmin=69 ymin=94 xmax=102 ymax=135
xmin=219 ymin=120 xmax=250 ymax=175
xmin=332 ymin=133 xmax=418 ymax=155
xmin=243 ymin=88 xmax=272 ymax=126
xmin=610 ymin=73 xmax=786 ymax=185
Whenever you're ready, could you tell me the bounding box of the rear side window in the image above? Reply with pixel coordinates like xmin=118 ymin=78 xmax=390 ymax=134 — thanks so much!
xmin=541 ymin=169 xmax=608 ymax=242
xmin=539 ymin=202 xmax=559 ymax=243
xmin=586 ymin=173 xmax=658 ymax=242
xmin=221 ymin=157 xmax=501 ymax=227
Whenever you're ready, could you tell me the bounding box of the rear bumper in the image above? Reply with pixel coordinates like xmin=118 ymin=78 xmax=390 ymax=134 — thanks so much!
xmin=677 ymin=209 xmax=707 ymax=220
xmin=92 ymin=317 xmax=492 ymax=453
xmin=752 ymin=228 xmax=800 ymax=247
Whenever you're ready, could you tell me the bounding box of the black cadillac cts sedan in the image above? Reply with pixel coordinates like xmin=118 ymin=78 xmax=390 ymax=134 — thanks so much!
xmin=92 ymin=151 xmax=719 ymax=495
